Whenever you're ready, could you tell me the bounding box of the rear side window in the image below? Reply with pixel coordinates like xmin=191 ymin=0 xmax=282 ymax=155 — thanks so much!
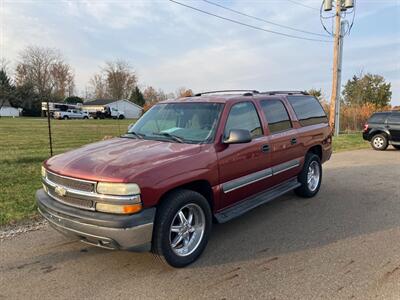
xmin=369 ymin=113 xmax=388 ymax=123
xmin=225 ymin=102 xmax=262 ymax=138
xmin=260 ymin=100 xmax=292 ymax=134
xmin=287 ymin=96 xmax=328 ymax=126
xmin=387 ymin=113 xmax=400 ymax=124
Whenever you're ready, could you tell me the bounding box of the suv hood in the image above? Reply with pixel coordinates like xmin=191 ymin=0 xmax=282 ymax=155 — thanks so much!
xmin=45 ymin=138 xmax=202 ymax=182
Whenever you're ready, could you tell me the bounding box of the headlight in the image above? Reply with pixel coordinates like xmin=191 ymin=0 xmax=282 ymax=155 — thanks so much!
xmin=41 ymin=166 xmax=47 ymax=178
xmin=96 ymin=182 xmax=140 ymax=196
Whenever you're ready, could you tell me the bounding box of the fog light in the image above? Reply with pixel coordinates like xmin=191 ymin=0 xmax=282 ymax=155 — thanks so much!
xmin=96 ymin=203 xmax=142 ymax=214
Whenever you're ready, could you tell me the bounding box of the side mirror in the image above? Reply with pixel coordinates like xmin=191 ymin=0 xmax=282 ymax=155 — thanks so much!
xmin=223 ymin=129 xmax=252 ymax=144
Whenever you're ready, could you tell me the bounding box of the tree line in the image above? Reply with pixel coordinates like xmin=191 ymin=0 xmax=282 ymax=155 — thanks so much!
xmin=0 ymin=46 xmax=193 ymax=116
xmin=1 ymin=45 xmax=393 ymax=121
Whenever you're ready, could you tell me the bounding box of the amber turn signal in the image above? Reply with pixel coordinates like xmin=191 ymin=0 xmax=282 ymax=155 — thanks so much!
xmin=96 ymin=203 xmax=142 ymax=214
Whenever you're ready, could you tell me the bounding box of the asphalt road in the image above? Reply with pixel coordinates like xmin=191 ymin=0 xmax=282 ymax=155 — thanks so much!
xmin=1 ymin=149 xmax=400 ymax=300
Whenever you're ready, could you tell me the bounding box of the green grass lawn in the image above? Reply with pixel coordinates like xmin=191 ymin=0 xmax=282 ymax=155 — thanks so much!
xmin=0 ymin=117 xmax=369 ymax=225
xmin=332 ymin=133 xmax=370 ymax=152
xmin=0 ymin=117 xmax=133 ymax=225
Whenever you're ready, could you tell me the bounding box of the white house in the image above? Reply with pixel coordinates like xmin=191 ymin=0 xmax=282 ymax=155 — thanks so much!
xmin=83 ymin=99 xmax=143 ymax=119
xmin=0 ymin=101 xmax=22 ymax=117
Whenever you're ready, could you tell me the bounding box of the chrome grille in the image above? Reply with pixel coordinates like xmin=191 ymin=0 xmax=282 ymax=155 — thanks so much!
xmin=47 ymin=188 xmax=94 ymax=210
xmin=46 ymin=172 xmax=95 ymax=192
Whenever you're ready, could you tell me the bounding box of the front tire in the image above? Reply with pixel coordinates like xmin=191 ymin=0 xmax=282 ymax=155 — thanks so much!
xmin=152 ymin=190 xmax=212 ymax=268
xmin=371 ymin=134 xmax=388 ymax=151
xmin=295 ymin=153 xmax=322 ymax=198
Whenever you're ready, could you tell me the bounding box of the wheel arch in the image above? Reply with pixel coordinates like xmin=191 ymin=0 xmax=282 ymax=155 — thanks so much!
xmin=370 ymin=128 xmax=391 ymax=139
xmin=157 ymin=180 xmax=214 ymax=213
xmin=307 ymin=144 xmax=322 ymax=160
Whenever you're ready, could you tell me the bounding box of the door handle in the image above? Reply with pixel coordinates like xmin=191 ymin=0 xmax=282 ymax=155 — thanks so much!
xmin=290 ymin=137 xmax=297 ymax=145
xmin=261 ymin=144 xmax=270 ymax=153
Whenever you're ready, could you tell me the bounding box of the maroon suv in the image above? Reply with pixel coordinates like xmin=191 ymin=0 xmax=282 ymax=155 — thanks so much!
xmin=37 ymin=90 xmax=332 ymax=267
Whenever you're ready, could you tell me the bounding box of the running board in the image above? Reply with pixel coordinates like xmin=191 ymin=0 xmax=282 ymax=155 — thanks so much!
xmin=215 ymin=178 xmax=301 ymax=223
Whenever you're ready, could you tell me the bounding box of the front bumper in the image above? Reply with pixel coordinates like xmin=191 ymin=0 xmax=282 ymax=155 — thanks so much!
xmin=36 ymin=189 xmax=155 ymax=251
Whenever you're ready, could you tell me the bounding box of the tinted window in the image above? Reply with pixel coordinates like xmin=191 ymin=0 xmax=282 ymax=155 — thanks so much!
xmin=369 ymin=113 xmax=388 ymax=123
xmin=225 ymin=102 xmax=262 ymax=138
xmin=388 ymin=113 xmax=400 ymax=124
xmin=260 ymin=100 xmax=292 ymax=133
xmin=287 ymin=96 xmax=328 ymax=126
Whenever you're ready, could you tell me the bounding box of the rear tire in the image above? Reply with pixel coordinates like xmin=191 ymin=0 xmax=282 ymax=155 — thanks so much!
xmin=371 ymin=134 xmax=388 ymax=151
xmin=63 ymin=116 xmax=69 ymax=120
xmin=152 ymin=189 xmax=212 ymax=268
xmin=118 ymin=115 xmax=125 ymax=119
xmin=295 ymin=153 xmax=322 ymax=198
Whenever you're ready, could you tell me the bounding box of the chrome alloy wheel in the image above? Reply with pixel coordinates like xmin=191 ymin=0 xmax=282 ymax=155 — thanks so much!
xmin=373 ymin=136 xmax=384 ymax=149
xmin=307 ymin=161 xmax=320 ymax=192
xmin=169 ymin=203 xmax=205 ymax=257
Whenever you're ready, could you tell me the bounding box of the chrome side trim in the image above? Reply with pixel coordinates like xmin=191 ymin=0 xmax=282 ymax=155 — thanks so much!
xmin=222 ymin=159 xmax=301 ymax=193
xmin=42 ymin=177 xmax=141 ymax=204
xmin=272 ymin=159 xmax=300 ymax=175
xmin=223 ymin=169 xmax=273 ymax=193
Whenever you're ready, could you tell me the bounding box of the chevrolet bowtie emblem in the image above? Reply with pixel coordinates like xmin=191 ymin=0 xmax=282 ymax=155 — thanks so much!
xmin=54 ymin=186 xmax=67 ymax=197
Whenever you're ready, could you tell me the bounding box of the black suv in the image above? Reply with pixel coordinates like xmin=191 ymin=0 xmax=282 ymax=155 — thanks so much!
xmin=363 ymin=111 xmax=400 ymax=150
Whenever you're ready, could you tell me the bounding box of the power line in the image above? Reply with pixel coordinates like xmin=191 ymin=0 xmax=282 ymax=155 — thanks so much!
xmin=168 ymin=0 xmax=333 ymax=43
xmin=286 ymin=0 xmax=320 ymax=11
xmin=202 ymin=0 xmax=329 ymax=38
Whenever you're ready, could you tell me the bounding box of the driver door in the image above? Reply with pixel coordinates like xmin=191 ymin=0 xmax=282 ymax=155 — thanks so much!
xmin=217 ymin=101 xmax=273 ymax=208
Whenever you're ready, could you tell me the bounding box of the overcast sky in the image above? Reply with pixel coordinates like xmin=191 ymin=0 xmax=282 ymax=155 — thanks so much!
xmin=1 ymin=0 xmax=399 ymax=104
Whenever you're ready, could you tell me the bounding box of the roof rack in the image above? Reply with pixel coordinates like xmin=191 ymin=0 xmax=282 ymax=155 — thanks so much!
xmin=194 ymin=90 xmax=260 ymax=96
xmin=260 ymin=91 xmax=309 ymax=95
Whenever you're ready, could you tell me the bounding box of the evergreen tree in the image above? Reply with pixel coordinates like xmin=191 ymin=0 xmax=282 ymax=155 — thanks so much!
xmin=129 ymin=86 xmax=145 ymax=106
xmin=0 ymin=69 xmax=15 ymax=112
xmin=64 ymin=96 xmax=83 ymax=104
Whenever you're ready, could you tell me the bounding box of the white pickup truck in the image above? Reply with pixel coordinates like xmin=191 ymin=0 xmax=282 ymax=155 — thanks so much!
xmin=54 ymin=109 xmax=89 ymax=120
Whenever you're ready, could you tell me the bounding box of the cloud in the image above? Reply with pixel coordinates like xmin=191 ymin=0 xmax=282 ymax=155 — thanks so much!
xmin=2 ymin=0 xmax=399 ymax=104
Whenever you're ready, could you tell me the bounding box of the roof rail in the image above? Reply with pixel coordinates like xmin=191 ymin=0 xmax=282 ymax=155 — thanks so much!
xmin=260 ymin=91 xmax=309 ymax=95
xmin=194 ymin=90 xmax=260 ymax=96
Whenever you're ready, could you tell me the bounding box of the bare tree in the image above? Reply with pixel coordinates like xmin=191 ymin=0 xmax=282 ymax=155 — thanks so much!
xmin=143 ymin=86 xmax=159 ymax=104
xmin=176 ymin=87 xmax=193 ymax=98
xmin=89 ymin=73 xmax=109 ymax=99
xmin=15 ymin=46 xmax=74 ymax=100
xmin=51 ymin=62 xmax=74 ymax=100
xmin=104 ymin=60 xmax=136 ymax=99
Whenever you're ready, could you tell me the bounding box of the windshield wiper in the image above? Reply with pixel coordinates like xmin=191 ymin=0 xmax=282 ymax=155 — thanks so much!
xmin=122 ymin=131 xmax=146 ymax=139
xmin=152 ymin=132 xmax=184 ymax=143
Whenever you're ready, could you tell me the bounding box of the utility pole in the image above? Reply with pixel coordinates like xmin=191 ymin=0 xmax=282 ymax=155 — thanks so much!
xmin=324 ymin=0 xmax=354 ymax=135
xmin=328 ymin=0 xmax=343 ymax=134
xmin=334 ymin=21 xmax=345 ymax=136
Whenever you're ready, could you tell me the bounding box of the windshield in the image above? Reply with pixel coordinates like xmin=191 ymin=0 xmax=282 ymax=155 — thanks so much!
xmin=129 ymin=102 xmax=224 ymax=143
